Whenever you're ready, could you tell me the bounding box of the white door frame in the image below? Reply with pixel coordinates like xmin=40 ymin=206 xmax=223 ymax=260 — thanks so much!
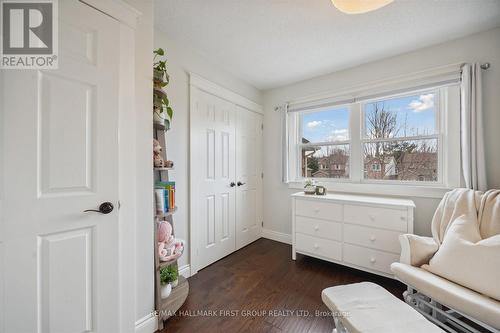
xmin=189 ymin=73 xmax=263 ymax=275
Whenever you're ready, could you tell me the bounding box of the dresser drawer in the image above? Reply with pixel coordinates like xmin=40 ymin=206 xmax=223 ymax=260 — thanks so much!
xmin=295 ymin=216 xmax=341 ymax=241
xmin=343 ymin=244 xmax=400 ymax=275
xmin=295 ymin=233 xmax=342 ymax=261
xmin=344 ymin=204 xmax=408 ymax=232
xmin=343 ymin=224 xmax=401 ymax=253
xmin=295 ymin=198 xmax=342 ymax=222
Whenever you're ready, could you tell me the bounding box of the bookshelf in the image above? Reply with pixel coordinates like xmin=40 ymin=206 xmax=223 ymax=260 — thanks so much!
xmin=153 ymin=122 xmax=189 ymax=330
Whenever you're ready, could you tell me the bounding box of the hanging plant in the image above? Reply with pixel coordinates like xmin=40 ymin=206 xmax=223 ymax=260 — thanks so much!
xmin=153 ymin=48 xmax=173 ymax=129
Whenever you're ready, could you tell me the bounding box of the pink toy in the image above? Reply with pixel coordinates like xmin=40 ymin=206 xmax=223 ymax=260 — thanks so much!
xmin=157 ymin=221 xmax=184 ymax=262
xmin=157 ymin=221 xmax=173 ymax=243
xmin=153 ymin=139 xmax=164 ymax=167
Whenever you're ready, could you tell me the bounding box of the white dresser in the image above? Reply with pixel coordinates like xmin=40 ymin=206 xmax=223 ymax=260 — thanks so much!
xmin=292 ymin=192 xmax=414 ymax=278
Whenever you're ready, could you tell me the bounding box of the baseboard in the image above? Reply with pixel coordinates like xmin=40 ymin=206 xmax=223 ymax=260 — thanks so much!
xmin=135 ymin=313 xmax=157 ymax=333
xmin=178 ymin=264 xmax=191 ymax=278
xmin=261 ymin=228 xmax=292 ymax=245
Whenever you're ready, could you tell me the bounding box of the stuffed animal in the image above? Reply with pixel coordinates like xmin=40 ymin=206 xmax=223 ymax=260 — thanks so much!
xmin=157 ymin=221 xmax=174 ymax=244
xmin=157 ymin=221 xmax=184 ymax=262
xmin=153 ymin=139 xmax=164 ymax=167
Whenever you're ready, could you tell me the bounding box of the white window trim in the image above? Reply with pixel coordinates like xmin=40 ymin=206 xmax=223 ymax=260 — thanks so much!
xmin=286 ymin=84 xmax=461 ymax=199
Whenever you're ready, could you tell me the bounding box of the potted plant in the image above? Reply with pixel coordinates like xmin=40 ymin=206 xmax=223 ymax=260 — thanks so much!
xmin=303 ymin=179 xmax=317 ymax=195
xmin=159 ymin=265 xmax=179 ymax=299
xmin=159 ymin=265 xmax=173 ymax=298
xmin=153 ymin=48 xmax=173 ymax=129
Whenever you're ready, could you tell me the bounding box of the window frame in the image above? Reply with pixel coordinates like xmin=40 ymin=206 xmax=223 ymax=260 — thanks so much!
xmin=288 ymin=84 xmax=461 ymax=195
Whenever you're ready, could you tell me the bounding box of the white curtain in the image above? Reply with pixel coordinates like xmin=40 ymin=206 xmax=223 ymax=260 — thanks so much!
xmin=277 ymin=104 xmax=289 ymax=183
xmin=460 ymin=63 xmax=487 ymax=191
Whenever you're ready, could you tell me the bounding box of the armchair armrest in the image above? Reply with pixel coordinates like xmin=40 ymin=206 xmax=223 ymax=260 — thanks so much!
xmin=399 ymin=234 xmax=439 ymax=267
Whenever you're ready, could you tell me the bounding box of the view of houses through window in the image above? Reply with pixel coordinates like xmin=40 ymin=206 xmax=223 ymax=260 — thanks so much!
xmin=301 ymin=107 xmax=350 ymax=179
xmin=299 ymin=91 xmax=439 ymax=183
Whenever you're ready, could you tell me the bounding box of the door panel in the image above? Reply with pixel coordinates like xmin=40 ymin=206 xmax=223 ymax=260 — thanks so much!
xmin=192 ymin=89 xmax=236 ymax=269
xmin=2 ymin=1 xmax=120 ymax=332
xmin=39 ymin=71 xmax=96 ymax=195
xmin=236 ymin=106 xmax=263 ymax=249
xmin=39 ymin=228 xmax=93 ymax=333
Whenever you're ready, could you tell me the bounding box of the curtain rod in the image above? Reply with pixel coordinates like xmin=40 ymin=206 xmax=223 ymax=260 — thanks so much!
xmin=275 ymin=63 xmax=490 ymax=111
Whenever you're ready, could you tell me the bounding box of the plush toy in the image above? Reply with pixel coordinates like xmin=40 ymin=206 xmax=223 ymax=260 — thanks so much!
xmin=157 ymin=221 xmax=184 ymax=262
xmin=153 ymin=139 xmax=164 ymax=167
xmin=157 ymin=221 xmax=174 ymax=244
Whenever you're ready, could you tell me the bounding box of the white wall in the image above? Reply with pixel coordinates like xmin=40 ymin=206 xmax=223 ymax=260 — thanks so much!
xmin=153 ymin=29 xmax=262 ymax=267
xmin=263 ymin=27 xmax=500 ymax=238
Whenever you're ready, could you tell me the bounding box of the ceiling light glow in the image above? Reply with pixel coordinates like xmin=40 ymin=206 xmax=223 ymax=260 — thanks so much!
xmin=331 ymin=0 xmax=394 ymax=14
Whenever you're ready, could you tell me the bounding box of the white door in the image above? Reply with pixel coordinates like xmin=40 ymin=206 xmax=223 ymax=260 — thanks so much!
xmin=235 ymin=107 xmax=263 ymax=249
xmin=1 ymin=1 xmax=121 ymax=332
xmin=191 ymin=88 xmax=236 ymax=270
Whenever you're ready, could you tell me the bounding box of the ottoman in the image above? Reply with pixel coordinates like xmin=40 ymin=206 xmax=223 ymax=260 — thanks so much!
xmin=321 ymin=282 xmax=445 ymax=333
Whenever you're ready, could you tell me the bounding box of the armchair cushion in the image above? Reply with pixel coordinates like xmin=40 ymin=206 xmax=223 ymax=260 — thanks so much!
xmin=398 ymin=234 xmax=438 ymax=267
xmin=423 ymin=215 xmax=500 ymax=301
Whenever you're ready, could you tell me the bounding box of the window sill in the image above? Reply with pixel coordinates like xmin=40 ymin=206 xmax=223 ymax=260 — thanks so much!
xmin=287 ymin=181 xmax=452 ymax=199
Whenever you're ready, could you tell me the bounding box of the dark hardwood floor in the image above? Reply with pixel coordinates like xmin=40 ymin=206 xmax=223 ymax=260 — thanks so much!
xmin=159 ymin=238 xmax=405 ymax=333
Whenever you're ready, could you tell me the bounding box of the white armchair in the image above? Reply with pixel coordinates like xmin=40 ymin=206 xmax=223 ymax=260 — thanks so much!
xmin=391 ymin=189 xmax=500 ymax=333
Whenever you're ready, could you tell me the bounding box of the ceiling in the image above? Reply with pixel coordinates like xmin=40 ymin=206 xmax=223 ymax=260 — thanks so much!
xmin=154 ymin=0 xmax=500 ymax=90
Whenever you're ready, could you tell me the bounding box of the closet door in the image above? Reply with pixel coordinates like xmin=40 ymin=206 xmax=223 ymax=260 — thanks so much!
xmin=191 ymin=89 xmax=236 ymax=270
xmin=235 ymin=106 xmax=263 ymax=249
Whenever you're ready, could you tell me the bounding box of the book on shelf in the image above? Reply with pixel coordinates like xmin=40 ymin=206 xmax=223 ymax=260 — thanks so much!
xmin=154 ymin=181 xmax=175 ymax=214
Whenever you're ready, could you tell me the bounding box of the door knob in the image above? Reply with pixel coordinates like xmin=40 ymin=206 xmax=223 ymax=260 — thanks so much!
xmin=84 ymin=202 xmax=114 ymax=214
xmin=230 ymin=182 xmax=236 ymax=187
xmin=237 ymin=181 xmax=246 ymax=186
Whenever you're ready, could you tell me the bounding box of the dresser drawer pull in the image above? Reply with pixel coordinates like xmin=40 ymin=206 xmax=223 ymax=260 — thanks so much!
xmin=314 ymin=208 xmax=320 ymax=214
xmin=400 ymin=216 xmax=406 ymax=221
xmin=369 ymin=235 xmax=376 ymax=242
xmin=369 ymin=214 xmax=375 ymax=221
xmin=313 ymin=244 xmax=319 ymax=250
xmin=314 ymin=225 xmax=319 ymax=231
xmin=370 ymin=257 xmax=376 ymax=263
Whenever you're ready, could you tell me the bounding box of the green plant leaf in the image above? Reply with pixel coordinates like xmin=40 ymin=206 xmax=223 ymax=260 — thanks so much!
xmin=154 ymin=48 xmax=164 ymax=56
xmin=159 ymin=264 xmax=178 ymax=284
xmin=162 ymin=96 xmax=169 ymax=106
xmin=166 ymin=107 xmax=173 ymax=119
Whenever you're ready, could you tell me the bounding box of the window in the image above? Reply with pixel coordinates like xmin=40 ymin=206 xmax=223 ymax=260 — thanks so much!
xmin=362 ymin=92 xmax=439 ymax=182
xmin=287 ymin=83 xmax=461 ymax=190
xmin=300 ymin=107 xmax=350 ymax=179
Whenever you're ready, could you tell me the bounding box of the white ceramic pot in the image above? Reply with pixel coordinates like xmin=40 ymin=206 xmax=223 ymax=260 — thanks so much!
xmin=160 ymin=283 xmax=172 ymax=299
xmin=304 ymin=185 xmax=316 ymax=194
xmin=153 ymin=111 xmax=165 ymax=125
xmin=171 ymin=279 xmax=178 ymax=288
